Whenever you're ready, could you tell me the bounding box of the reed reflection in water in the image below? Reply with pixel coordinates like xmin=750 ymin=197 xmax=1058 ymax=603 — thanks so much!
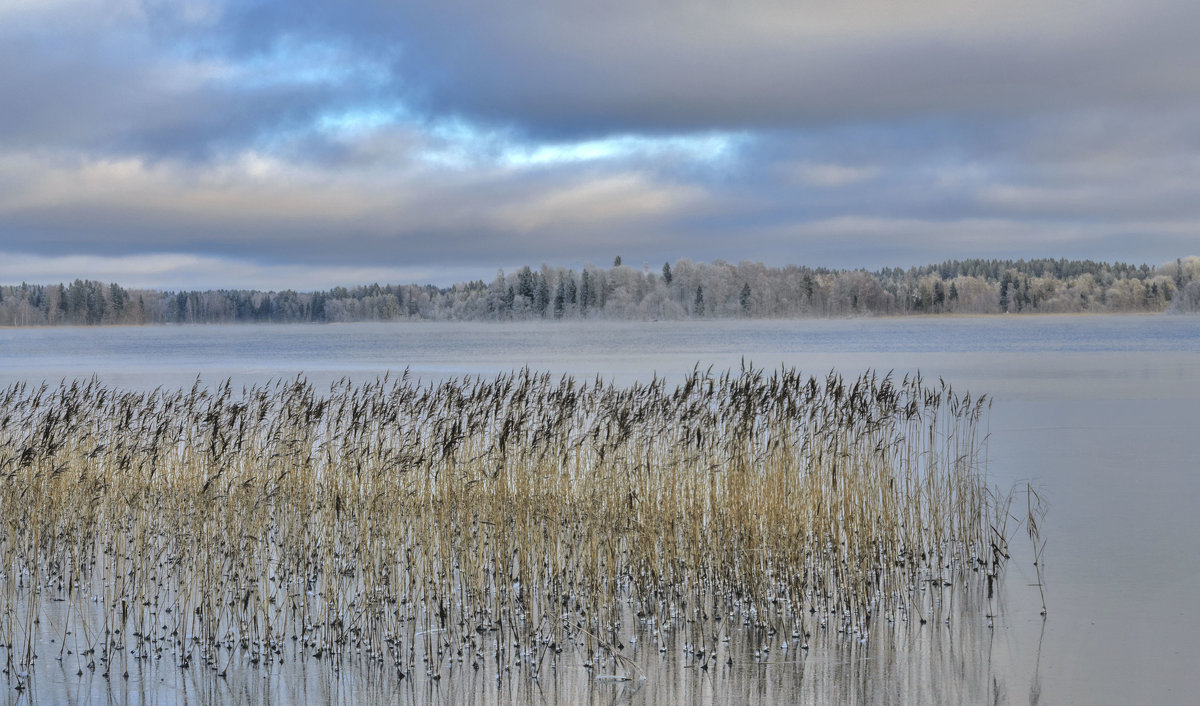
xmin=0 ymin=365 xmax=1021 ymax=704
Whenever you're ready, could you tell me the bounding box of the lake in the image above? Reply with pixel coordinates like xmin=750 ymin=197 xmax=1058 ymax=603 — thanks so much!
xmin=2 ymin=314 xmax=1198 ymax=705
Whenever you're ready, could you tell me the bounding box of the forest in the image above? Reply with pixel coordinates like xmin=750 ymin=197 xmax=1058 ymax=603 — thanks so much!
xmin=1 ymin=256 xmax=1197 ymax=326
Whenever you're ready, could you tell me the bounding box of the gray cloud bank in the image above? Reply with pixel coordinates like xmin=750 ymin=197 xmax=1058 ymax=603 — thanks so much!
xmin=0 ymin=0 xmax=1197 ymax=289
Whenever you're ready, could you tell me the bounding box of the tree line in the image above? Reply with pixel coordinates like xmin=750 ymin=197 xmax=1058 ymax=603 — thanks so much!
xmin=1 ymin=256 xmax=1197 ymax=326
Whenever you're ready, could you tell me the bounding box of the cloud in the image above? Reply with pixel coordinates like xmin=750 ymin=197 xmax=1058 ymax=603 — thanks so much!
xmin=0 ymin=145 xmax=725 ymax=270
xmin=10 ymin=1 xmax=1200 ymax=156
xmin=778 ymin=162 xmax=881 ymax=188
xmin=0 ymin=250 xmax=482 ymax=291
xmin=0 ymin=0 xmax=1198 ymax=289
xmin=743 ymin=216 xmax=1200 ymax=270
xmin=0 ymin=1 xmax=397 ymax=161
xmin=376 ymin=0 xmax=1200 ymax=135
xmin=493 ymin=174 xmax=705 ymax=232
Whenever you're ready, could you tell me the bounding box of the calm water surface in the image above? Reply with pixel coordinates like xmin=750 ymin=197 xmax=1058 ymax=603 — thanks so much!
xmin=2 ymin=314 xmax=1199 ymax=705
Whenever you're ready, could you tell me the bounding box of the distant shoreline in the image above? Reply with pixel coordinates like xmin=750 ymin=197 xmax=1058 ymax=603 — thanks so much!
xmin=0 ymin=309 xmax=1187 ymax=333
xmin=2 ymin=256 xmax=1196 ymax=326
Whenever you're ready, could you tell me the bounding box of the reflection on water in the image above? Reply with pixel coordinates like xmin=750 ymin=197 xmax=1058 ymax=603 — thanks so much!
xmin=2 ymin=314 xmax=1199 ymax=704
xmin=10 ymin=581 xmax=1035 ymax=705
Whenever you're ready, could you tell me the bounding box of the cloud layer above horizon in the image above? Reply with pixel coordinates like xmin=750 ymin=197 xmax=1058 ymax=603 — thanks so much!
xmin=2 ymin=0 xmax=1198 ymax=289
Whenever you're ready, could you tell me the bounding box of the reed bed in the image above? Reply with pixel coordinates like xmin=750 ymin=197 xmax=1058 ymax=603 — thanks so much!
xmin=0 ymin=366 xmax=1004 ymax=685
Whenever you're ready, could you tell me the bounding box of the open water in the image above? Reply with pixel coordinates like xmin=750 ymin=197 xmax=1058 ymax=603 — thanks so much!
xmin=1 ymin=314 xmax=1198 ymax=705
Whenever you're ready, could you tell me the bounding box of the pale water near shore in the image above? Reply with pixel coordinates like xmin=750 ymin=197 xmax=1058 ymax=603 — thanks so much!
xmin=2 ymin=314 xmax=1198 ymax=704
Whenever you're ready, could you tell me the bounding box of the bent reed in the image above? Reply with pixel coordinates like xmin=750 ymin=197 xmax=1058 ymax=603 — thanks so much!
xmin=0 ymin=366 xmax=1004 ymax=681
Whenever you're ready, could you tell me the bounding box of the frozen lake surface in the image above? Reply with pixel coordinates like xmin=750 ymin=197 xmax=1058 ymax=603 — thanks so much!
xmin=2 ymin=314 xmax=1199 ymax=704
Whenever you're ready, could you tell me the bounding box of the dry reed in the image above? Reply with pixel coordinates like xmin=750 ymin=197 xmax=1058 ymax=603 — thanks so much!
xmin=0 ymin=366 xmax=1006 ymax=684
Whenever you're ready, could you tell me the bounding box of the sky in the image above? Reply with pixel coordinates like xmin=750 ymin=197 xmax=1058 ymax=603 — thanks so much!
xmin=1 ymin=0 xmax=1198 ymax=290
